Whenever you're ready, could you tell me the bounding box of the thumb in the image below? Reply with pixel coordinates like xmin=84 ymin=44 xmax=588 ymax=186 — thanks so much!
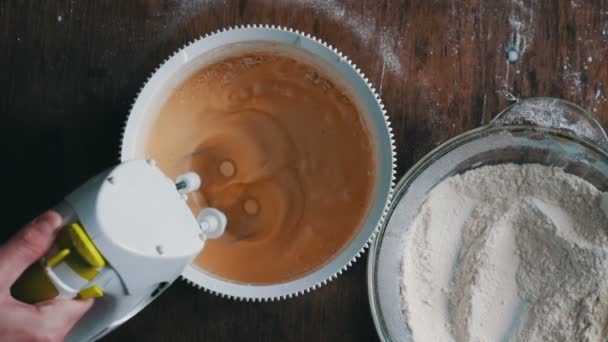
xmin=0 ymin=211 xmax=63 ymax=289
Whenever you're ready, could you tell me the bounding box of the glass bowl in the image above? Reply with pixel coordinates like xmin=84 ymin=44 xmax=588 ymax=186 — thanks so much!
xmin=367 ymin=97 xmax=608 ymax=341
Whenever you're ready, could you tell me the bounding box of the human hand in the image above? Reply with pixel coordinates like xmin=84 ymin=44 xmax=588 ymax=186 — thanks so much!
xmin=0 ymin=211 xmax=93 ymax=342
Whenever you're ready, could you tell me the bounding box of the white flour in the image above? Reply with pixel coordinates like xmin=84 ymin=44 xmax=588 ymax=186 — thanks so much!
xmin=281 ymin=0 xmax=403 ymax=75
xmin=401 ymin=164 xmax=608 ymax=341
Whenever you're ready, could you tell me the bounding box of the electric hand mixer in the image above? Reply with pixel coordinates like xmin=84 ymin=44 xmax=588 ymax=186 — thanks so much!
xmin=10 ymin=159 xmax=227 ymax=341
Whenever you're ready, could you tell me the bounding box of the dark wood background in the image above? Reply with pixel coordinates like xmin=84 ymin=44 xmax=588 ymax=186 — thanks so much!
xmin=2 ymin=0 xmax=607 ymax=341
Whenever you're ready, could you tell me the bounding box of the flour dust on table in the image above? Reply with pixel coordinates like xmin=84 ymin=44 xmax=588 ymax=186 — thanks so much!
xmin=401 ymin=163 xmax=608 ymax=341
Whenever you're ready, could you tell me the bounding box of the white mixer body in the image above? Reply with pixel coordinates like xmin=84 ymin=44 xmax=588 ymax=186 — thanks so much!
xmin=53 ymin=160 xmax=214 ymax=341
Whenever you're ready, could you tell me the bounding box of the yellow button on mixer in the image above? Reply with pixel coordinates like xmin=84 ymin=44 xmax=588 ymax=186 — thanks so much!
xmin=78 ymin=285 xmax=104 ymax=299
xmin=45 ymin=248 xmax=71 ymax=267
xmin=67 ymin=223 xmax=106 ymax=268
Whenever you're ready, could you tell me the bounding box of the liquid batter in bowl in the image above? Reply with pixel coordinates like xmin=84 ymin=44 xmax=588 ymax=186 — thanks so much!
xmin=146 ymin=53 xmax=376 ymax=284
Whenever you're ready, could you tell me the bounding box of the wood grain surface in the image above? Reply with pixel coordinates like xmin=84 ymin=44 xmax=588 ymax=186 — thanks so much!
xmin=1 ymin=0 xmax=608 ymax=341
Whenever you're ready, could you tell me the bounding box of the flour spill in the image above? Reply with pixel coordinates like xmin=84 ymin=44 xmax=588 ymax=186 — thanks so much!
xmin=496 ymin=90 xmax=520 ymax=102
xmin=497 ymin=1 xmax=537 ymax=101
xmin=284 ymin=0 xmax=403 ymax=78
xmin=507 ymin=1 xmax=535 ymax=56
xmin=592 ymin=85 xmax=608 ymax=113
xmin=176 ymin=0 xmax=227 ymax=20
xmin=562 ymin=59 xmax=584 ymax=96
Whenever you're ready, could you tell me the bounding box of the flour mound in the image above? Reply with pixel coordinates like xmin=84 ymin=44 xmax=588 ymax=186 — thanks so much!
xmin=401 ymin=164 xmax=608 ymax=342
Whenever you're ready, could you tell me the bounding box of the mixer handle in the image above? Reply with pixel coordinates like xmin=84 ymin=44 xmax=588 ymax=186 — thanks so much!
xmin=490 ymin=97 xmax=608 ymax=153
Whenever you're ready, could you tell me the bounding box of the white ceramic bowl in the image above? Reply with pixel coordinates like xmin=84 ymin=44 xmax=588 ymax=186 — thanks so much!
xmin=121 ymin=25 xmax=396 ymax=300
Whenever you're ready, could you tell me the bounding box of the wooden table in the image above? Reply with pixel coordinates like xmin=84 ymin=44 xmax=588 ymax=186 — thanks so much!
xmin=2 ymin=0 xmax=607 ymax=341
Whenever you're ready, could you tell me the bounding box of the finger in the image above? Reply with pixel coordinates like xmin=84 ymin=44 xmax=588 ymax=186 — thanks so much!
xmin=35 ymin=298 xmax=94 ymax=340
xmin=0 ymin=211 xmax=63 ymax=289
